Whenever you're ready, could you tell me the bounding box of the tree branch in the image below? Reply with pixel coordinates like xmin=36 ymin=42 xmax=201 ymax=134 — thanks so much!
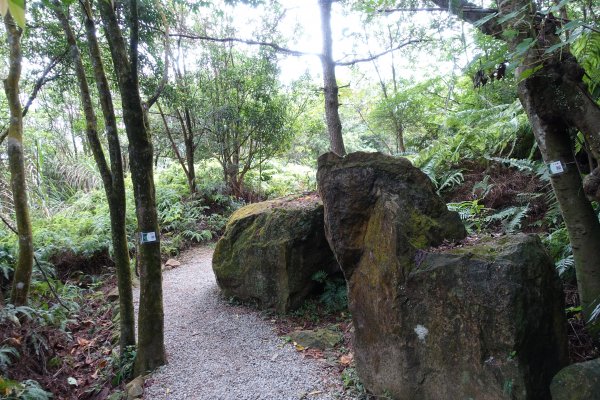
xmin=0 ymin=52 xmax=66 ymax=147
xmin=423 ymin=0 xmax=502 ymax=37
xmin=378 ymin=7 xmax=497 ymax=14
xmin=144 ymin=0 xmax=169 ymax=110
xmin=23 ymin=52 xmax=66 ymax=118
xmin=335 ymin=39 xmax=424 ymax=66
xmin=169 ymin=33 xmax=424 ymax=69
xmin=167 ymin=32 xmax=319 ymax=57
xmin=0 ymin=130 xmax=7 ymax=147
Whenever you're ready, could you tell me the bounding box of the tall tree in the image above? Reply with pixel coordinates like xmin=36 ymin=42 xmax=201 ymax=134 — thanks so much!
xmin=319 ymin=0 xmax=346 ymax=156
xmin=51 ymin=0 xmax=136 ymax=353
xmin=98 ymin=0 xmax=166 ymax=374
xmin=195 ymin=45 xmax=291 ymax=197
xmin=3 ymin=2 xmax=33 ymax=306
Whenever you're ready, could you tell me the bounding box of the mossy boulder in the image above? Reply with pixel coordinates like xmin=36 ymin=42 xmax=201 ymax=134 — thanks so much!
xmin=212 ymin=194 xmax=338 ymax=313
xmin=317 ymin=152 xmax=567 ymax=399
xmin=550 ymin=358 xmax=600 ymax=400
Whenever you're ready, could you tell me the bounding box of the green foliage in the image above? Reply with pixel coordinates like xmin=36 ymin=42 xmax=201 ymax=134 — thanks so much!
xmin=156 ymin=164 xmax=240 ymax=255
xmin=544 ymin=228 xmax=574 ymax=277
xmin=572 ymin=32 xmax=600 ymax=100
xmin=447 ymin=200 xmax=487 ymax=233
xmin=485 ymin=205 xmax=529 ymax=233
xmin=312 ymin=270 xmax=348 ymax=312
xmin=110 ymin=346 xmax=136 ymax=386
xmin=244 ymin=161 xmax=317 ymax=199
xmin=0 ymin=346 xmax=19 ymax=371
xmin=0 ymin=378 xmax=53 ymax=400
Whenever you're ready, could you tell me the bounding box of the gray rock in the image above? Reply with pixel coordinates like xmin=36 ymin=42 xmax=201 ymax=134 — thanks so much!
xmin=212 ymin=194 xmax=338 ymax=313
xmin=107 ymin=287 xmax=119 ymax=302
xmin=125 ymin=376 xmax=144 ymax=400
xmin=551 ymin=358 xmax=600 ymax=400
xmin=317 ymin=152 xmax=568 ymax=399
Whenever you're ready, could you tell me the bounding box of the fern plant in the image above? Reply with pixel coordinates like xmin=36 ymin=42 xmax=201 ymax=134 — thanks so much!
xmin=311 ymin=270 xmax=348 ymax=312
xmin=0 ymin=378 xmax=52 ymax=400
xmin=447 ymin=200 xmax=488 ymax=233
xmin=0 ymin=346 xmax=19 ymax=371
xmin=485 ymin=204 xmax=530 ymax=233
xmin=572 ymin=31 xmax=600 ymax=100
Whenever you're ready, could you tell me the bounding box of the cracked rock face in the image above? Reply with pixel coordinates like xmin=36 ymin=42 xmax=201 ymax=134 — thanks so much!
xmin=317 ymin=152 xmax=567 ymax=399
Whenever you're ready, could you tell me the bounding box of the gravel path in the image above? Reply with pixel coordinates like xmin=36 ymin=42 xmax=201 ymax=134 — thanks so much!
xmin=136 ymin=246 xmax=340 ymax=400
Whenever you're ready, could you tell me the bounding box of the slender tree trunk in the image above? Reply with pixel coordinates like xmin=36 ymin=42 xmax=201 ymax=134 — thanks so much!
xmin=509 ymin=1 xmax=600 ymax=326
xmin=183 ymin=108 xmax=197 ymax=194
xmin=4 ymin=10 xmax=33 ymax=306
xmin=396 ymin=126 xmax=405 ymax=154
xmin=99 ymin=0 xmax=166 ymax=374
xmin=54 ymin=0 xmax=137 ymax=352
xmin=319 ymin=0 xmax=346 ymax=156
xmin=521 ymin=84 xmax=600 ymax=321
xmin=158 ymin=103 xmax=190 ymax=178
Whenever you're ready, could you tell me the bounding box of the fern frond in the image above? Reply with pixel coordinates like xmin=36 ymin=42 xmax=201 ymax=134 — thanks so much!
xmin=485 ymin=204 xmax=529 ymax=233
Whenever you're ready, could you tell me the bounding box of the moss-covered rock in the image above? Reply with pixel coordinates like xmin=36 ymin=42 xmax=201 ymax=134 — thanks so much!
xmin=212 ymin=194 xmax=338 ymax=313
xmin=317 ymin=152 xmax=567 ymax=399
xmin=288 ymin=328 xmax=343 ymax=350
xmin=550 ymin=358 xmax=600 ymax=400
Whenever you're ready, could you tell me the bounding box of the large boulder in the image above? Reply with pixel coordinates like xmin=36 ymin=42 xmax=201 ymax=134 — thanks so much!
xmin=317 ymin=152 xmax=568 ymax=399
xmin=550 ymin=358 xmax=600 ymax=400
xmin=212 ymin=194 xmax=338 ymax=313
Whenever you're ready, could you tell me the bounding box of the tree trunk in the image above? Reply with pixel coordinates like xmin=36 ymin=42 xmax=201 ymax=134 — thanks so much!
xmin=319 ymin=0 xmax=346 ymax=156
xmin=4 ymin=10 xmax=33 ymax=307
xmin=99 ymin=0 xmax=166 ymax=374
xmin=56 ymin=0 xmax=137 ymax=352
xmin=518 ymin=75 xmax=600 ymax=324
xmin=183 ymin=108 xmax=197 ymax=194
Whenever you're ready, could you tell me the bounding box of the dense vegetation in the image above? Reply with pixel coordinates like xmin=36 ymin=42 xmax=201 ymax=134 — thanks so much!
xmin=1 ymin=0 xmax=599 ymax=397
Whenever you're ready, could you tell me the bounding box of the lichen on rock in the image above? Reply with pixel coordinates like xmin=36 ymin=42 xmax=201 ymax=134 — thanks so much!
xmin=212 ymin=194 xmax=338 ymax=313
xmin=317 ymin=152 xmax=567 ymax=399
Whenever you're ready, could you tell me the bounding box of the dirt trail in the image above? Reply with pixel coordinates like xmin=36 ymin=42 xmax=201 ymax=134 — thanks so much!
xmin=135 ymin=246 xmax=339 ymax=400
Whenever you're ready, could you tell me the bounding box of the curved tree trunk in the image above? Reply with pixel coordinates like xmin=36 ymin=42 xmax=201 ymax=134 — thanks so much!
xmin=4 ymin=10 xmax=33 ymax=307
xmin=319 ymin=0 xmax=346 ymax=156
xmin=429 ymin=0 xmax=600 ymax=331
xmin=98 ymin=0 xmax=166 ymax=374
xmin=519 ymin=79 xmax=600 ymax=322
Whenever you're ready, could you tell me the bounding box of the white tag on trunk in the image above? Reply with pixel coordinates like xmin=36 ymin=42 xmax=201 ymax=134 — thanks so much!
xmin=548 ymin=161 xmax=565 ymax=175
xmin=140 ymin=231 xmax=157 ymax=243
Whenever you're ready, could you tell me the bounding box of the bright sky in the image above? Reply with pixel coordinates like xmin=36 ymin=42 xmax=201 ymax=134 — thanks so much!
xmin=226 ymin=0 xmax=470 ymax=87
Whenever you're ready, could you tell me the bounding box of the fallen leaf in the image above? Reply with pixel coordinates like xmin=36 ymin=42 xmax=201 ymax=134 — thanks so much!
xmin=67 ymin=377 xmax=78 ymax=386
xmin=293 ymin=342 xmax=306 ymax=351
xmin=339 ymin=353 xmax=354 ymax=366
xmin=6 ymin=337 xmax=21 ymax=346
xmin=77 ymin=337 xmax=91 ymax=347
xmin=304 ymin=349 xmax=324 ymax=359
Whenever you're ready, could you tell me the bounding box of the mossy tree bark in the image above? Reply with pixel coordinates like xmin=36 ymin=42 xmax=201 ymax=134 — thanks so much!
xmin=319 ymin=0 xmax=346 ymax=156
xmin=428 ymin=0 xmax=600 ymax=327
xmin=52 ymin=0 xmax=136 ymax=353
xmin=4 ymin=9 xmax=34 ymax=307
xmin=98 ymin=0 xmax=166 ymax=374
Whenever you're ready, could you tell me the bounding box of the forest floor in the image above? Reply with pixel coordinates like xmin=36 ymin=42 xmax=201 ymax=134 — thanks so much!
xmin=137 ymin=246 xmax=351 ymax=400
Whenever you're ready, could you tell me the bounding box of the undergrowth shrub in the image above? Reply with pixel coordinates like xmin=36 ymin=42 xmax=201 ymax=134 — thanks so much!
xmin=311 ymin=270 xmax=348 ymax=313
xmin=244 ymin=160 xmax=317 ymax=199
